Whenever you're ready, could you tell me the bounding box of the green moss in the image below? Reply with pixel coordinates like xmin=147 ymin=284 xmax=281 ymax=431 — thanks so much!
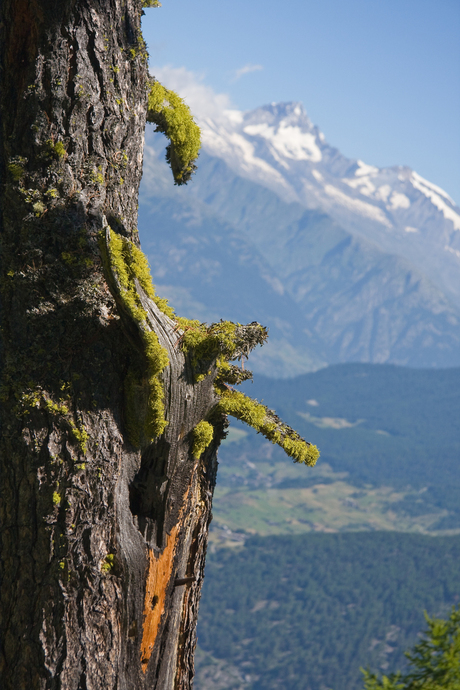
xmin=33 ymin=201 xmax=45 ymax=216
xmin=176 ymin=320 xmax=267 ymax=384
xmin=143 ymin=0 xmax=161 ymax=6
xmin=54 ymin=141 xmax=66 ymax=158
xmin=179 ymin=321 xmax=237 ymax=358
xmin=102 ymin=228 xmax=172 ymax=445
xmin=216 ymin=389 xmax=320 ymax=467
xmin=101 ymin=554 xmax=115 ymax=573
xmin=99 ymin=224 xmax=318 ymax=467
xmin=192 ymin=420 xmax=214 ymax=459
xmin=178 ymin=320 xmax=236 ymax=379
xmin=90 ymin=170 xmax=105 ymax=186
xmin=147 ymin=80 xmax=201 ymax=185
xmin=53 ymin=491 xmax=61 ymax=506
xmin=20 ymin=392 xmax=88 ymax=454
xmin=8 ymin=161 xmax=26 ymax=181
xmin=167 ymin=315 xmax=317 ymax=466
xmin=105 ymin=229 xmax=154 ymax=298
xmin=69 ymin=423 xmax=89 ymax=455
xmin=44 ymin=398 xmax=69 ymax=416
xmin=45 ymin=139 xmax=66 ymax=160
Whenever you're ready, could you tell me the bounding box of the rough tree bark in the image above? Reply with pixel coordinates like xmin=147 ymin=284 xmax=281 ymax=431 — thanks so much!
xmin=0 ymin=1 xmax=220 ymax=686
xmin=0 ymin=2 xmax=318 ymax=688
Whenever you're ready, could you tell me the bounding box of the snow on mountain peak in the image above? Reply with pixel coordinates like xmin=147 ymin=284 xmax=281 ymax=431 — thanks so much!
xmin=196 ymin=95 xmax=460 ymax=261
xmin=354 ymin=160 xmax=379 ymax=177
xmin=243 ymin=121 xmax=322 ymax=163
xmin=238 ymin=102 xmax=323 ymax=163
xmin=244 ymin=101 xmax=314 ymax=129
xmin=410 ymin=171 xmax=460 ymax=231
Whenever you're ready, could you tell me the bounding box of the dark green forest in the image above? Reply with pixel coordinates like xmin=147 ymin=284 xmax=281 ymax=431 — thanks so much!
xmin=220 ymin=363 xmax=460 ymax=529
xmin=194 ymin=364 xmax=460 ymax=688
xmin=242 ymin=363 xmax=460 ymax=485
xmin=196 ymin=532 xmax=460 ymax=690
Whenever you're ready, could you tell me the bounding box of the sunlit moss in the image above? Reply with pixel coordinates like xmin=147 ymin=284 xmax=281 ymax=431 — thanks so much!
xmin=101 ymin=554 xmax=115 ymax=573
xmin=147 ymin=80 xmax=201 ymax=185
xmin=192 ymin=420 xmax=214 ymax=459
xmin=20 ymin=392 xmax=89 ymax=454
xmin=70 ymin=424 xmax=89 ymax=455
xmin=103 ymin=228 xmax=170 ymax=444
xmin=102 ymin=227 xmax=319 ymax=463
xmin=45 ymin=139 xmax=66 ymax=160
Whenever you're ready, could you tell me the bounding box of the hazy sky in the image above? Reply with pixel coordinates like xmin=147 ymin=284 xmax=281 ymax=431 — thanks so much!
xmin=142 ymin=0 xmax=460 ymax=204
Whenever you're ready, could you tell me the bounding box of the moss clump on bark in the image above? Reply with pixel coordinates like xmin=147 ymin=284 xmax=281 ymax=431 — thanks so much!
xmin=191 ymin=420 xmax=214 ymax=459
xmin=171 ymin=318 xmax=318 ymax=465
xmin=45 ymin=139 xmax=66 ymax=160
xmin=103 ymin=228 xmax=170 ymax=445
xmin=7 ymin=156 xmax=27 ymax=180
xmin=101 ymin=554 xmax=115 ymax=573
xmin=147 ymin=80 xmax=201 ymax=185
xmin=20 ymin=391 xmax=89 ymax=455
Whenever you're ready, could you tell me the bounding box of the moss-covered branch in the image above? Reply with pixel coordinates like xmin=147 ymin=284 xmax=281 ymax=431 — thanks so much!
xmin=99 ymin=216 xmax=318 ymax=466
xmin=147 ymin=79 xmax=201 ymax=185
xmin=172 ymin=319 xmax=319 ymax=465
xmin=175 ymin=319 xmax=268 ymax=382
xmin=215 ymin=388 xmax=320 ymax=466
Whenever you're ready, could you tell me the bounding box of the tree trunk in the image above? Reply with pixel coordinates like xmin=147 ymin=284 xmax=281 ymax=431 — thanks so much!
xmin=0 ymin=1 xmax=224 ymax=687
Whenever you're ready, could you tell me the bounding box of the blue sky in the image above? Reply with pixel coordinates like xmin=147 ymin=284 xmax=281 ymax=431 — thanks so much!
xmin=142 ymin=0 xmax=460 ymax=204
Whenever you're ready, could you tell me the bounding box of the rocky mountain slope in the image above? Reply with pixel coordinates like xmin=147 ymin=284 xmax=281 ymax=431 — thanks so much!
xmin=139 ymin=102 xmax=460 ymax=376
xmin=199 ymin=102 xmax=460 ymax=301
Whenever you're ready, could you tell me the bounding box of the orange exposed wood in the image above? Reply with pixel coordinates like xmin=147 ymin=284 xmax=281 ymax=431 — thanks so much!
xmin=140 ymin=523 xmax=181 ymax=673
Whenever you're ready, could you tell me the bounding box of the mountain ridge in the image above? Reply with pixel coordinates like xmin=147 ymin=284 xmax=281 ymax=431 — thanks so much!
xmin=138 ymin=100 xmax=460 ymax=376
xmin=200 ymin=101 xmax=460 ymax=304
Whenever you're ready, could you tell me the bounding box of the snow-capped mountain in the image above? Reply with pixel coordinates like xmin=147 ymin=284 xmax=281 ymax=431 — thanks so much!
xmin=139 ymin=101 xmax=460 ymax=376
xmin=199 ymin=102 xmax=460 ymax=305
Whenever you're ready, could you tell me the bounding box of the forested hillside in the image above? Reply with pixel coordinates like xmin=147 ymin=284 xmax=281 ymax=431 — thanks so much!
xmin=194 ymin=363 xmax=460 ymax=688
xmin=208 ymin=363 xmax=460 ymax=540
xmin=195 ymin=532 xmax=460 ymax=690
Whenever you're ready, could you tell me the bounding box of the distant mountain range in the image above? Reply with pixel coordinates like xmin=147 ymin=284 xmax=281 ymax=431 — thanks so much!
xmin=139 ymin=101 xmax=460 ymax=376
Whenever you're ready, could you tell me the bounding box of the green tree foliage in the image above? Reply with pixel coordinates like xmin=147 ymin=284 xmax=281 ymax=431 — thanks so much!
xmin=362 ymin=607 xmax=460 ymax=690
xmin=196 ymin=533 xmax=460 ymax=690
